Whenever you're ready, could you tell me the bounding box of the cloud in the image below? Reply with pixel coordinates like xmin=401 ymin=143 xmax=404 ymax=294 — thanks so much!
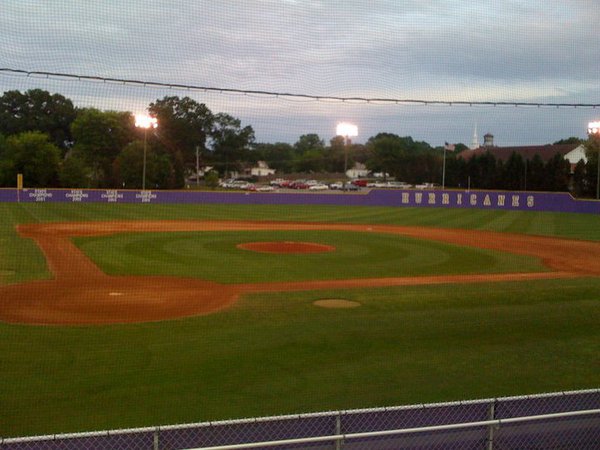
xmin=1 ymin=0 xmax=598 ymax=144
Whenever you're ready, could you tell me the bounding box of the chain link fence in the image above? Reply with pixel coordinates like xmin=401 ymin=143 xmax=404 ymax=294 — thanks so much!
xmin=2 ymin=389 xmax=598 ymax=450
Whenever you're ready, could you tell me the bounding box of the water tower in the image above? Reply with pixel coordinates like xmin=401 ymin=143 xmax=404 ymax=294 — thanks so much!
xmin=483 ymin=132 xmax=494 ymax=147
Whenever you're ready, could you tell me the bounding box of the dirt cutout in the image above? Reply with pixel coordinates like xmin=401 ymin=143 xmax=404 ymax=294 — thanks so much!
xmin=1 ymin=220 xmax=599 ymax=325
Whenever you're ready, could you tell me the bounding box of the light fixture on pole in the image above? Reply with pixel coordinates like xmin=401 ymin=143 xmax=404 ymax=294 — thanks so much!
xmin=336 ymin=122 xmax=358 ymax=189
xmin=135 ymin=114 xmax=158 ymax=190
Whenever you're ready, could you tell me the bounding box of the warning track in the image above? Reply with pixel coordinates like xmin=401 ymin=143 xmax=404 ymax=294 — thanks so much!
xmin=1 ymin=220 xmax=599 ymax=325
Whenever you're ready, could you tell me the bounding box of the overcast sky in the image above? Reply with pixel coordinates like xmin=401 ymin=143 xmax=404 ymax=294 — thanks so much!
xmin=2 ymin=0 xmax=600 ymax=146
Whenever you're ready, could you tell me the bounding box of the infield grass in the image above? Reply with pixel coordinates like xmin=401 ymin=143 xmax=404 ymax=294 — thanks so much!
xmin=0 ymin=202 xmax=599 ymax=436
xmin=74 ymin=230 xmax=546 ymax=283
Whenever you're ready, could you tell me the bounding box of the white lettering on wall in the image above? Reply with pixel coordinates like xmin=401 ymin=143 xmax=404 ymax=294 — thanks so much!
xmin=28 ymin=189 xmax=53 ymax=202
xmin=135 ymin=190 xmax=157 ymax=203
xmin=65 ymin=190 xmax=89 ymax=202
xmin=101 ymin=190 xmax=124 ymax=203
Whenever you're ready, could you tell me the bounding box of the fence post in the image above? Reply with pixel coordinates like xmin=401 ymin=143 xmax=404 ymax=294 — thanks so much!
xmin=335 ymin=412 xmax=342 ymax=450
xmin=486 ymin=401 xmax=496 ymax=450
xmin=153 ymin=427 xmax=160 ymax=450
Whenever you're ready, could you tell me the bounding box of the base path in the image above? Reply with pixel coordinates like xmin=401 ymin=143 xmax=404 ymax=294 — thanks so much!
xmin=1 ymin=220 xmax=599 ymax=325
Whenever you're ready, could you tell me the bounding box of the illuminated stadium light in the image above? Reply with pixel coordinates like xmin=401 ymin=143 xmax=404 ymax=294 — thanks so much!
xmin=336 ymin=122 xmax=358 ymax=138
xmin=135 ymin=114 xmax=158 ymax=129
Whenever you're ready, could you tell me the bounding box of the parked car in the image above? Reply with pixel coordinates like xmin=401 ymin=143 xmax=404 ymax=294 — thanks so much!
xmin=256 ymin=185 xmax=276 ymax=192
xmin=269 ymin=178 xmax=288 ymax=187
xmin=386 ymin=181 xmax=412 ymax=189
xmin=414 ymin=182 xmax=436 ymax=189
xmin=289 ymin=180 xmax=309 ymax=189
xmin=308 ymin=183 xmax=329 ymax=190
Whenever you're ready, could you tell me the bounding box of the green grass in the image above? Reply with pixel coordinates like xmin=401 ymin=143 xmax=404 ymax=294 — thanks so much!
xmin=0 ymin=202 xmax=599 ymax=436
xmin=1 ymin=277 xmax=599 ymax=436
xmin=74 ymin=230 xmax=546 ymax=283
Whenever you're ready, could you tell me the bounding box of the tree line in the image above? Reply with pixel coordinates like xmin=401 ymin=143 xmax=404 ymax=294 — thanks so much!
xmin=0 ymin=89 xmax=598 ymax=196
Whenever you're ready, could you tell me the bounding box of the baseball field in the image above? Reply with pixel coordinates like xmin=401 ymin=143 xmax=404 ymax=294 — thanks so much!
xmin=1 ymin=202 xmax=599 ymax=437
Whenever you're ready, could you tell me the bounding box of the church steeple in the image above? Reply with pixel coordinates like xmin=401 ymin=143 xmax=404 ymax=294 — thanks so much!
xmin=470 ymin=123 xmax=479 ymax=150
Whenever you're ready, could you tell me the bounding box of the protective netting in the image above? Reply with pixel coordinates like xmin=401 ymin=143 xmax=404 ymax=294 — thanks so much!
xmin=2 ymin=1 xmax=598 ymax=146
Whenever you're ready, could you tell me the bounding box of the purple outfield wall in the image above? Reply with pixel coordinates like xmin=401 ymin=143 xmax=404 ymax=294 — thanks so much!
xmin=0 ymin=188 xmax=599 ymax=214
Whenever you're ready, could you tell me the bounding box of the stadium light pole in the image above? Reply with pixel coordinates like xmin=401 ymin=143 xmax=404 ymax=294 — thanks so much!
xmin=587 ymin=121 xmax=600 ymax=200
xmin=336 ymin=122 xmax=358 ymax=189
xmin=135 ymin=114 xmax=158 ymax=190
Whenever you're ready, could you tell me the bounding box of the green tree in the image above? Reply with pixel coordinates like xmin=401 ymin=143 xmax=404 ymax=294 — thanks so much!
xmin=584 ymin=136 xmax=600 ymax=198
xmin=148 ymin=96 xmax=214 ymax=168
xmin=0 ymin=132 xmax=60 ymax=187
xmin=253 ymin=142 xmax=294 ymax=173
xmin=0 ymin=89 xmax=76 ymax=150
xmin=327 ymin=135 xmax=347 ymax=173
xmin=70 ymin=108 xmax=136 ymax=187
xmin=526 ymin=154 xmax=545 ymax=191
xmin=366 ymin=133 xmax=405 ymax=180
xmin=294 ymin=134 xmax=324 ymax=154
xmin=209 ymin=113 xmax=255 ymax=177
xmin=543 ymin=153 xmax=571 ymax=191
xmin=59 ymin=155 xmax=91 ymax=188
xmin=572 ymin=159 xmax=592 ymax=197
xmin=113 ymin=141 xmax=177 ymax=189
xmin=291 ymin=134 xmax=325 ymax=173
xmin=501 ymin=152 xmax=526 ymax=190
xmin=553 ymin=137 xmax=583 ymax=145
xmin=366 ymin=134 xmax=436 ymax=183
xmin=466 ymin=152 xmax=498 ymax=189
xmin=204 ymin=170 xmax=219 ymax=189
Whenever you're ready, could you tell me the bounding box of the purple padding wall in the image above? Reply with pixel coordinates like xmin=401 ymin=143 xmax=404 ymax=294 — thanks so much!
xmin=1 ymin=188 xmax=599 ymax=214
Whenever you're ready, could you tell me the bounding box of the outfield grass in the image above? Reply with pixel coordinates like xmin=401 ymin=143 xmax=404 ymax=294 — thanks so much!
xmin=0 ymin=202 xmax=599 ymax=436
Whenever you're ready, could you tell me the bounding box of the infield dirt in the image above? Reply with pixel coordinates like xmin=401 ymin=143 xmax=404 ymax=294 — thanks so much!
xmin=1 ymin=220 xmax=599 ymax=325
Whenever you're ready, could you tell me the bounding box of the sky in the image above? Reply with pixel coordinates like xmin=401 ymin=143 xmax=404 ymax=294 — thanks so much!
xmin=1 ymin=0 xmax=600 ymax=146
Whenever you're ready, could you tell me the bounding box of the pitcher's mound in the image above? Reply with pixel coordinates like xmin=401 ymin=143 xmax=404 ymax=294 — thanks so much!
xmin=237 ymin=241 xmax=335 ymax=254
xmin=313 ymin=299 xmax=361 ymax=308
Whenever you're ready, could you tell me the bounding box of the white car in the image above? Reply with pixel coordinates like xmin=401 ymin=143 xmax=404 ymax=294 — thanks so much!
xmin=386 ymin=181 xmax=412 ymax=189
xmin=415 ymin=183 xmax=436 ymax=189
xmin=309 ymin=183 xmax=329 ymax=190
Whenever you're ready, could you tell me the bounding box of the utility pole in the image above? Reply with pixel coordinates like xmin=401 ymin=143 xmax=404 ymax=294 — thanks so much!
xmin=196 ymin=145 xmax=200 ymax=187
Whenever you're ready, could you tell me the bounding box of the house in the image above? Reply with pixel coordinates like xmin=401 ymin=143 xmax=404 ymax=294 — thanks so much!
xmin=249 ymin=161 xmax=276 ymax=177
xmin=346 ymin=162 xmax=370 ymax=179
xmin=459 ymin=134 xmax=587 ymax=173
xmin=186 ymin=165 xmax=215 ymax=184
